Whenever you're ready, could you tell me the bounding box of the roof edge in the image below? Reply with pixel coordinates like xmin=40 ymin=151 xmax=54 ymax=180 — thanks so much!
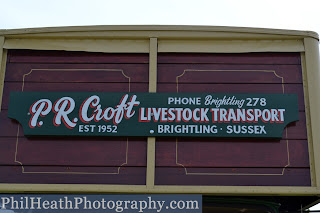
xmin=0 ymin=25 xmax=318 ymax=40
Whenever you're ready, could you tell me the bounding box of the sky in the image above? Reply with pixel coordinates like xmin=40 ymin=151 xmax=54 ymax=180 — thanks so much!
xmin=0 ymin=0 xmax=319 ymax=210
xmin=0 ymin=0 xmax=319 ymax=37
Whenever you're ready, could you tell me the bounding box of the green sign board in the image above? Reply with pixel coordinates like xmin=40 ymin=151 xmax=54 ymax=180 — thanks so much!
xmin=8 ymin=92 xmax=299 ymax=138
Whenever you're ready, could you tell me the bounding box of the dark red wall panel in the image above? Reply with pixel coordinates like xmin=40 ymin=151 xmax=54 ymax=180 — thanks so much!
xmin=155 ymin=168 xmax=310 ymax=186
xmin=158 ymin=53 xmax=301 ymax=65
xmin=0 ymin=50 xmax=310 ymax=187
xmin=8 ymin=50 xmax=149 ymax=64
xmin=155 ymin=53 xmax=310 ymax=186
xmin=0 ymin=50 xmax=148 ymax=185
xmin=0 ymin=166 xmax=146 ymax=185
xmin=156 ymin=139 xmax=309 ymax=168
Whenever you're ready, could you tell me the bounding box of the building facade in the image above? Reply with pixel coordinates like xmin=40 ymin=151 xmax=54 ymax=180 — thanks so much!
xmin=0 ymin=26 xmax=319 ymax=212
